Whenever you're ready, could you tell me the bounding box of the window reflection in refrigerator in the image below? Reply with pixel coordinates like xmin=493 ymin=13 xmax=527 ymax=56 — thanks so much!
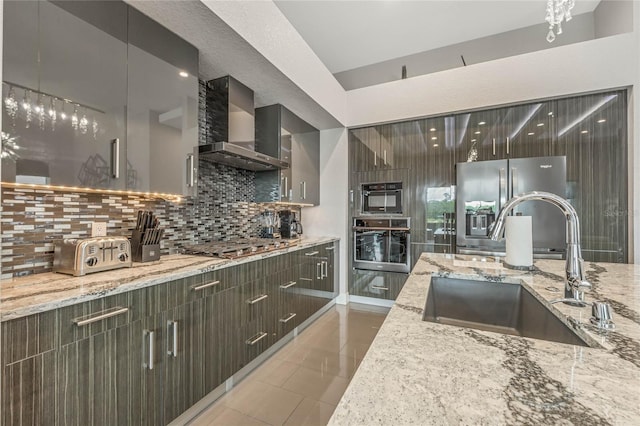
xmin=426 ymin=186 xmax=456 ymax=253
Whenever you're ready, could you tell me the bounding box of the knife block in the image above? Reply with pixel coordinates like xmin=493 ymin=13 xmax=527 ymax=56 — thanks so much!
xmin=130 ymin=230 xmax=161 ymax=263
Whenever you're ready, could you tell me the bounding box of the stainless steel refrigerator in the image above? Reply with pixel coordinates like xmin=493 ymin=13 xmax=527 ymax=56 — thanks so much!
xmin=456 ymin=156 xmax=567 ymax=257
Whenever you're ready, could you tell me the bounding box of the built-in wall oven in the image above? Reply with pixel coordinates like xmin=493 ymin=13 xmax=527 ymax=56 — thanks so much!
xmin=353 ymin=217 xmax=410 ymax=273
xmin=361 ymin=182 xmax=403 ymax=214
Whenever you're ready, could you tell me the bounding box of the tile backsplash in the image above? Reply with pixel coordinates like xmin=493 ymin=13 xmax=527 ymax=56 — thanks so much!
xmin=0 ymin=80 xmax=299 ymax=279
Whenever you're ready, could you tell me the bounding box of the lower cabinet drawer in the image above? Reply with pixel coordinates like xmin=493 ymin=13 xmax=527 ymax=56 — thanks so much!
xmin=350 ymin=269 xmax=408 ymax=300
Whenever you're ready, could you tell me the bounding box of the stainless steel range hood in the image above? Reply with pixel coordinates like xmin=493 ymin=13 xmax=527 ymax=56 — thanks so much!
xmin=199 ymin=142 xmax=288 ymax=171
xmin=199 ymin=76 xmax=289 ymax=171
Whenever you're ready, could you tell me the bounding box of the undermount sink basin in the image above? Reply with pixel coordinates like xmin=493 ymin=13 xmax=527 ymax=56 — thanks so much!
xmin=423 ymin=277 xmax=590 ymax=347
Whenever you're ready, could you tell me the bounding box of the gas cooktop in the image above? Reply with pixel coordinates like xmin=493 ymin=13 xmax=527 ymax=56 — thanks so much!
xmin=183 ymin=238 xmax=299 ymax=259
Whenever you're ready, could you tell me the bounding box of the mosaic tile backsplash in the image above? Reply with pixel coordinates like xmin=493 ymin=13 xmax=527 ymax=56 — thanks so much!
xmin=1 ymin=80 xmax=299 ymax=278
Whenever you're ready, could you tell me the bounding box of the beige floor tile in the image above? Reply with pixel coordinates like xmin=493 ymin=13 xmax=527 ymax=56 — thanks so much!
xmin=222 ymin=380 xmax=304 ymax=425
xmin=279 ymin=345 xmax=360 ymax=378
xmin=250 ymin=357 xmax=300 ymax=387
xmin=281 ymin=365 xmax=351 ymax=406
xmin=339 ymin=340 xmax=372 ymax=362
xmin=283 ymin=397 xmax=336 ymax=426
xmin=191 ymin=405 xmax=268 ymax=426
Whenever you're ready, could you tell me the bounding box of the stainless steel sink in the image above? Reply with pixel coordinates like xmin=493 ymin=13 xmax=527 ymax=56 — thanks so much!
xmin=423 ymin=277 xmax=590 ymax=347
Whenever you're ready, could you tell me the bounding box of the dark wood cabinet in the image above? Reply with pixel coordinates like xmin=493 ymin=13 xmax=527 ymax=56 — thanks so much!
xmin=1 ymin=241 xmax=338 ymax=425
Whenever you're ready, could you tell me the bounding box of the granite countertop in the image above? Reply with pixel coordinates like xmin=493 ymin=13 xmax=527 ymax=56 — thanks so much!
xmin=330 ymin=253 xmax=640 ymax=425
xmin=0 ymin=237 xmax=338 ymax=322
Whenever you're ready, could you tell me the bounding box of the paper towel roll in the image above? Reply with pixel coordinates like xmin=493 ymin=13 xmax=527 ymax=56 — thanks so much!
xmin=505 ymin=216 xmax=533 ymax=268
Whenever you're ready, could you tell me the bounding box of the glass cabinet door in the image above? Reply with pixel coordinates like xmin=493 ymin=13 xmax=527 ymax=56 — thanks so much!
xmin=126 ymin=7 xmax=198 ymax=195
xmin=2 ymin=1 xmax=128 ymax=189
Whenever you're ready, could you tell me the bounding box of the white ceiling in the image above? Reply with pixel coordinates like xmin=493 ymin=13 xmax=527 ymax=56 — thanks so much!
xmin=275 ymin=0 xmax=601 ymax=73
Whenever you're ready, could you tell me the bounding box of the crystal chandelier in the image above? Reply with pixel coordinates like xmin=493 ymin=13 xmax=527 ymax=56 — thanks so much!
xmin=545 ymin=0 xmax=575 ymax=43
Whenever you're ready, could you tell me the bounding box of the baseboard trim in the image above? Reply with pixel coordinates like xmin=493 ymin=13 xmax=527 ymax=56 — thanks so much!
xmin=348 ymin=295 xmax=395 ymax=308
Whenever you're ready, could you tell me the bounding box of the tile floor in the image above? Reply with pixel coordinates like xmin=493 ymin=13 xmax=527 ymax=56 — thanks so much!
xmin=189 ymin=303 xmax=388 ymax=426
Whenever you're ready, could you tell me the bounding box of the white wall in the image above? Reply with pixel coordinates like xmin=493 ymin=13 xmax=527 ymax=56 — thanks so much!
xmin=303 ymin=128 xmax=349 ymax=302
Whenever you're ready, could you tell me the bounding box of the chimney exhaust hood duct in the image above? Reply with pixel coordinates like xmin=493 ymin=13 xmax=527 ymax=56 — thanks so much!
xmin=198 ymin=76 xmax=289 ymax=171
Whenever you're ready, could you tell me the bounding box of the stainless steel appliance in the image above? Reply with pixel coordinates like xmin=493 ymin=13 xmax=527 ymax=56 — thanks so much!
xmin=198 ymin=76 xmax=289 ymax=171
xmin=353 ymin=217 xmax=410 ymax=273
xmin=279 ymin=210 xmax=303 ymax=238
xmin=183 ymin=238 xmax=298 ymax=259
xmin=260 ymin=211 xmax=281 ymax=239
xmin=361 ymin=182 xmax=403 ymax=214
xmin=53 ymin=237 xmax=132 ymax=276
xmin=456 ymin=156 xmax=567 ymax=256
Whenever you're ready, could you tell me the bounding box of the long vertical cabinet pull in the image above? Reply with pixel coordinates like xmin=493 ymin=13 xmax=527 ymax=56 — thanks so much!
xmin=144 ymin=330 xmax=155 ymax=370
xmin=300 ymin=181 xmax=306 ymax=200
xmin=492 ymin=138 xmax=496 ymax=156
xmin=383 ymin=150 xmax=387 ymax=166
xmin=167 ymin=320 xmax=178 ymax=358
xmin=506 ymin=137 xmax=510 ymax=155
xmin=316 ymin=262 xmax=321 ymax=279
xmin=511 ymin=168 xmax=518 ymax=198
xmin=322 ymin=261 xmax=328 ymax=278
xmin=499 ymin=168 xmax=507 ymax=210
xmin=374 ymin=151 xmax=377 ymax=166
xmin=111 ymin=138 xmax=120 ymax=179
xmin=186 ymin=154 xmax=196 ymax=187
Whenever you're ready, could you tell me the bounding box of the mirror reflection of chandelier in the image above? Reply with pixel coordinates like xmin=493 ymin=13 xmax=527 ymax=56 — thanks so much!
xmin=545 ymin=0 xmax=575 ymax=43
xmin=2 ymin=81 xmax=102 ymax=139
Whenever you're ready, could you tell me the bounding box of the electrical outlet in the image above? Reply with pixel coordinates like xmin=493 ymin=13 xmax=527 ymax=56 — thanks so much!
xmin=91 ymin=222 xmax=107 ymax=237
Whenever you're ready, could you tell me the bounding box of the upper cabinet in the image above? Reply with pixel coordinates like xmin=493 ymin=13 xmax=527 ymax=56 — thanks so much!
xmin=350 ymin=125 xmax=412 ymax=172
xmin=126 ymin=7 xmax=199 ymax=196
xmin=255 ymin=105 xmax=320 ymax=205
xmin=1 ymin=1 xmax=198 ymax=196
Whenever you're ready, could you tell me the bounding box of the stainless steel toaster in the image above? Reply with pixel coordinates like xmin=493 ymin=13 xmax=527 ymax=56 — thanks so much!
xmin=53 ymin=237 xmax=132 ymax=276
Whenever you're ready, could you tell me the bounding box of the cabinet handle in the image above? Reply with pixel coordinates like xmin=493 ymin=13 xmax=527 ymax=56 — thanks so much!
xmin=192 ymin=280 xmax=220 ymax=291
xmin=492 ymin=138 xmax=496 ymax=156
xmin=374 ymin=151 xmax=377 ymax=166
xmin=383 ymin=150 xmax=387 ymax=165
xmin=187 ymin=154 xmax=195 ymax=187
xmin=111 ymin=138 xmax=120 ymax=179
xmin=506 ymin=137 xmax=510 ymax=155
xmin=499 ymin=168 xmax=507 ymax=209
xmin=167 ymin=320 xmax=178 ymax=358
xmin=305 ymin=251 xmax=319 ymax=256
xmin=247 ymin=294 xmax=268 ymax=305
xmin=299 ymin=181 xmax=306 ymax=200
xmin=372 ymin=285 xmax=389 ymax=291
xmin=317 ymin=262 xmax=321 ymax=279
xmin=325 ymin=246 xmax=335 ymax=251
xmin=246 ymin=332 xmax=268 ymax=346
xmin=323 ymin=261 xmax=328 ymax=278
xmin=280 ymin=281 xmax=297 ymax=289
xmin=511 ymin=167 xmax=518 ymax=198
xmin=73 ymin=307 xmax=129 ymax=326
xmin=144 ymin=330 xmax=155 ymax=370
xmin=279 ymin=313 xmax=297 ymax=323
xmin=284 ymin=176 xmax=288 ymax=198
xmin=349 ymin=190 xmax=354 ymax=204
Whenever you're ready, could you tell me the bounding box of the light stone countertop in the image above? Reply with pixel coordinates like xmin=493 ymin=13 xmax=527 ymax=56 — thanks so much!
xmin=0 ymin=237 xmax=338 ymax=322
xmin=330 ymin=253 xmax=640 ymax=425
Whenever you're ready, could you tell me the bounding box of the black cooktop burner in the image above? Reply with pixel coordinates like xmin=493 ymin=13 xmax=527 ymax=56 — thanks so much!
xmin=183 ymin=238 xmax=298 ymax=259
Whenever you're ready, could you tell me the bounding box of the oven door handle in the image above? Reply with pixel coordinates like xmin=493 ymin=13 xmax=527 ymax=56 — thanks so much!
xmin=353 ymin=227 xmax=410 ymax=231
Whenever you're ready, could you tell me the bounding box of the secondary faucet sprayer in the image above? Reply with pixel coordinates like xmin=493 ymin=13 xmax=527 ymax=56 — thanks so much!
xmin=488 ymin=191 xmax=591 ymax=306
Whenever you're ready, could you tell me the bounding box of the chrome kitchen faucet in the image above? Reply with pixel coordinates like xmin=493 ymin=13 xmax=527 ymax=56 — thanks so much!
xmin=488 ymin=191 xmax=591 ymax=307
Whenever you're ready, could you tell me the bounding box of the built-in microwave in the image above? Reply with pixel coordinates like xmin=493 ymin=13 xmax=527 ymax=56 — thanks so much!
xmin=361 ymin=182 xmax=403 ymax=214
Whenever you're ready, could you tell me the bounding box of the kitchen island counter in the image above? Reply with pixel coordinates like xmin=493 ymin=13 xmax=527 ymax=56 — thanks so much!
xmin=330 ymin=253 xmax=640 ymax=425
xmin=0 ymin=237 xmax=338 ymax=321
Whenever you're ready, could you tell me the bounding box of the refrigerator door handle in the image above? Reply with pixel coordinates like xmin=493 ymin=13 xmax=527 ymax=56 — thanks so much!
xmin=506 ymin=137 xmax=510 ymax=155
xmin=511 ymin=167 xmax=518 ymax=197
xmin=499 ymin=168 xmax=507 ymax=209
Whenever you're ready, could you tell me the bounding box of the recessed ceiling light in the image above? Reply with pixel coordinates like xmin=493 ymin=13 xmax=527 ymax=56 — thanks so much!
xmin=430 ymin=128 xmax=436 ymax=132
xmin=597 ymin=119 xmax=606 ymax=123
xmin=433 ymin=144 xmax=439 ymax=147
xmin=527 ymin=132 xmax=535 ymax=136
xmin=474 ymin=131 xmax=481 ymax=135
xmin=581 ymin=130 xmax=588 ymax=134
xmin=431 ymin=136 xmax=437 ymax=140
xmin=537 ymin=123 xmax=544 ymax=127
xmin=179 ymin=71 xmax=189 ymax=78
xmin=478 ymin=121 xmax=486 ymax=125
